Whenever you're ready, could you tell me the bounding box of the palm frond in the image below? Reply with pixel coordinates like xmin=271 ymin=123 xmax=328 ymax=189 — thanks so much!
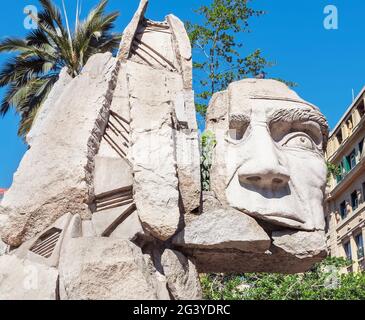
xmin=38 ymin=0 xmax=65 ymax=34
xmin=0 ymin=0 xmax=120 ymax=137
xmin=0 ymin=38 xmax=30 ymax=53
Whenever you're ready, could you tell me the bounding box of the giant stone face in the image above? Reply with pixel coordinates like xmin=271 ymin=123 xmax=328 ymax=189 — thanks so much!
xmin=209 ymin=79 xmax=329 ymax=231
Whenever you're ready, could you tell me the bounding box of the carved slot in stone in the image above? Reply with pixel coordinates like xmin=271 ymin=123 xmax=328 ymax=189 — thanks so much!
xmin=131 ymin=38 xmax=177 ymax=72
xmin=103 ymin=111 xmax=130 ymax=158
xmin=30 ymin=228 xmax=62 ymax=258
xmin=95 ymin=187 xmax=134 ymax=212
xmin=101 ymin=203 xmax=137 ymax=237
xmin=130 ymin=19 xmax=178 ymax=72
xmin=138 ymin=19 xmax=171 ymax=35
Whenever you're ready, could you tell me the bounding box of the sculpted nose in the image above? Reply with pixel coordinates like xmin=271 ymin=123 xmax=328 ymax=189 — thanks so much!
xmin=237 ymin=125 xmax=290 ymax=189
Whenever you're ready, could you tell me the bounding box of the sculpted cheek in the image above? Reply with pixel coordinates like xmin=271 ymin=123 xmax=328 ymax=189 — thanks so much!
xmin=286 ymin=152 xmax=327 ymax=188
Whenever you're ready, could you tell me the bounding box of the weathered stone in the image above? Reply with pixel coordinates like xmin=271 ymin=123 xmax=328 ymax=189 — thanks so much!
xmin=94 ymin=156 xmax=133 ymax=196
xmin=142 ymin=251 xmax=171 ymax=300
xmin=109 ymin=64 xmax=131 ymax=118
xmin=272 ymin=230 xmax=327 ymax=258
xmin=12 ymin=213 xmax=73 ymax=268
xmin=202 ymin=191 xmax=222 ymax=213
xmin=173 ymin=207 xmax=271 ymax=253
xmin=190 ymin=247 xmax=326 ymax=274
xmin=127 ymin=62 xmax=181 ymax=240
xmin=0 ymin=255 xmax=58 ymax=300
xmin=167 ymin=14 xmax=193 ymax=89
xmin=203 ymin=79 xmax=329 ymax=272
xmin=133 ymin=164 xmax=180 ymax=240
xmin=0 ymin=215 xmax=7 ymax=256
xmin=206 ymin=91 xmax=229 ymax=133
xmin=207 ymin=79 xmax=329 ymax=232
xmin=175 ymin=130 xmax=201 ymax=214
xmin=59 ymin=238 xmax=159 ymax=300
xmin=92 ymin=203 xmax=136 ymax=237
xmin=109 ymin=209 xmax=144 ymax=241
xmin=0 ymin=239 xmax=7 ymax=256
xmin=118 ymin=0 xmax=149 ymax=61
xmin=81 ymin=221 xmax=96 ymax=237
xmin=181 ymin=90 xmax=199 ymax=130
xmin=188 ymin=231 xmax=326 ymax=274
xmin=26 ymin=68 xmax=72 ymax=145
xmin=64 ymin=214 xmax=82 ymax=240
xmin=0 ymin=0 xmax=333 ymax=299
xmin=131 ymin=20 xmax=178 ymax=72
xmin=161 ymin=249 xmax=202 ymax=300
xmin=0 ymin=52 xmax=118 ymax=247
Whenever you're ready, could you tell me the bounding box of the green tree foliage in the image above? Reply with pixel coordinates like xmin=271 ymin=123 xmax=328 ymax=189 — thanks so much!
xmin=201 ymin=130 xmax=217 ymax=191
xmin=186 ymin=0 xmax=271 ymax=116
xmin=0 ymin=0 xmax=121 ymax=137
xmin=201 ymin=257 xmax=365 ymax=300
xmin=326 ymin=161 xmax=341 ymax=181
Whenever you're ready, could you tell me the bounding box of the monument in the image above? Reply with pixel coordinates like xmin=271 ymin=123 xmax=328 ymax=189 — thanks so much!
xmin=0 ymin=0 xmax=329 ymax=300
xmin=174 ymin=79 xmax=329 ymax=273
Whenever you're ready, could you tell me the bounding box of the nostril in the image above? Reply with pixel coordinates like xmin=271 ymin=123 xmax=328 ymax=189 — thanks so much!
xmin=246 ymin=176 xmax=262 ymax=183
xmin=272 ymin=178 xmax=284 ymax=185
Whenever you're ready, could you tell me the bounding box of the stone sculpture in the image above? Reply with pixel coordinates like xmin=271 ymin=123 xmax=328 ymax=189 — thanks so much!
xmin=0 ymin=0 xmax=329 ymax=300
xmin=174 ymin=79 xmax=329 ymax=273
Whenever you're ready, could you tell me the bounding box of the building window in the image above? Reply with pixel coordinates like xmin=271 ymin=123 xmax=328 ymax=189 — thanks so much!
xmin=346 ymin=117 xmax=353 ymax=133
xmin=343 ymin=150 xmax=357 ymax=174
xmin=350 ymin=152 xmax=356 ymax=169
xmin=336 ymin=130 xmax=343 ymax=145
xmin=347 ymin=150 xmax=356 ymax=171
xmin=357 ymin=100 xmax=365 ymax=118
xmin=351 ymin=190 xmax=359 ymax=211
xmin=340 ymin=201 xmax=347 ymax=219
xmin=343 ymin=241 xmax=352 ymax=261
xmin=325 ymin=216 xmax=329 ymax=233
xmin=359 ymin=139 xmax=364 ymax=157
xmin=355 ymin=234 xmax=364 ymax=260
xmin=335 ymin=162 xmax=343 ymax=183
xmin=336 ymin=166 xmax=342 ymax=183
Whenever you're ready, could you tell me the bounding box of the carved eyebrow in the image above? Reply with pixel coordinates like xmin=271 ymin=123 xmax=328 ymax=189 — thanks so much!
xmin=269 ymin=108 xmax=329 ymax=149
xmin=229 ymin=113 xmax=251 ymax=124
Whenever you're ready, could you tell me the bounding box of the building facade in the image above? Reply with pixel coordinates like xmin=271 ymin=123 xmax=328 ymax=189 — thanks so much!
xmin=325 ymin=88 xmax=365 ymax=272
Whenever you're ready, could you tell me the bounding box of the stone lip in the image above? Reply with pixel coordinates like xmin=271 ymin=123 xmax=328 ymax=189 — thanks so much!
xmin=189 ymin=245 xmax=327 ymax=274
xmin=173 ymin=207 xmax=271 ymax=253
xmin=173 ymin=203 xmax=327 ymax=274
xmin=272 ymin=229 xmax=328 ymax=258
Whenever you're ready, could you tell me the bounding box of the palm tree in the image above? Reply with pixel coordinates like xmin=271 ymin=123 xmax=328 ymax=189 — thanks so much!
xmin=0 ymin=0 xmax=121 ymax=137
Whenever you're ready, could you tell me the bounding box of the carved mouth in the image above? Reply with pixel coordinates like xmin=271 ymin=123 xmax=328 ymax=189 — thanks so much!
xmin=236 ymin=208 xmax=308 ymax=230
xmin=262 ymin=212 xmax=305 ymax=224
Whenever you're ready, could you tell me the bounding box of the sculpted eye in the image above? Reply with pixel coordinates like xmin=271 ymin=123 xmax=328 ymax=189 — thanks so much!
xmin=283 ymin=133 xmax=314 ymax=150
xmin=227 ymin=121 xmax=249 ymax=142
xmin=228 ymin=128 xmax=244 ymax=140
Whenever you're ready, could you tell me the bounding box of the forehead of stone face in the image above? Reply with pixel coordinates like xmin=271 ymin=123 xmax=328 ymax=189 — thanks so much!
xmin=224 ymin=79 xmax=329 ymax=150
xmin=227 ymin=79 xmax=316 ymax=116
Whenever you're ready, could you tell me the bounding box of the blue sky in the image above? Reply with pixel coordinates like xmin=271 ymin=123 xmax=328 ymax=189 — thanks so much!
xmin=1 ymin=0 xmax=364 ymax=188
